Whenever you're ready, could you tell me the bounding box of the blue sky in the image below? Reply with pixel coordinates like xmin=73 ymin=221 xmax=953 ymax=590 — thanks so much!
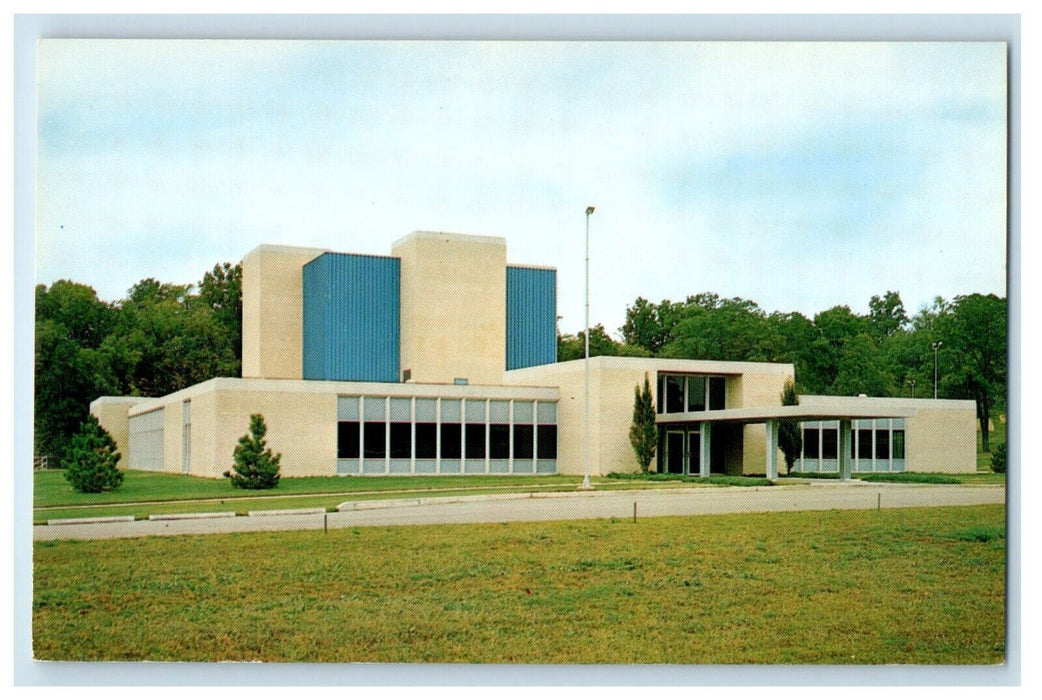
xmin=35 ymin=40 xmax=1007 ymax=337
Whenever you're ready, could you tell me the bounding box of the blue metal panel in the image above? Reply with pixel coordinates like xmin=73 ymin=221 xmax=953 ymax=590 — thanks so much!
xmin=302 ymin=252 xmax=400 ymax=382
xmin=506 ymin=266 xmax=557 ymax=370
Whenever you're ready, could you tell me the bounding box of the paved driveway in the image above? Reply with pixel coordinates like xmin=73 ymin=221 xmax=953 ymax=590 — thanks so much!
xmin=33 ymin=482 xmax=1006 ymax=542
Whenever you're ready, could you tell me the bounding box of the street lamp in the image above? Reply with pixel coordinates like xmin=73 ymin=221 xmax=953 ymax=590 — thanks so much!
xmin=580 ymin=206 xmax=595 ymax=491
xmin=932 ymin=341 xmax=943 ymax=399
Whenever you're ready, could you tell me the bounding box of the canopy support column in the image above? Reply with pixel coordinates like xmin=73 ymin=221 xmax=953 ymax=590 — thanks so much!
xmin=700 ymin=421 xmax=711 ymax=477
xmin=839 ymin=419 xmax=852 ymax=480
xmin=765 ymin=419 xmax=779 ymax=480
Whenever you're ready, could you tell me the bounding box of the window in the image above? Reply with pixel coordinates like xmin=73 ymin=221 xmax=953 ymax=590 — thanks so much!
xmin=390 ymin=422 xmax=411 ymax=459
xmin=857 ymin=429 xmax=873 ymax=459
xmin=821 ymin=429 xmax=837 ymax=459
xmin=338 ymin=422 xmax=360 ymax=459
xmin=892 ymin=430 xmax=905 ymax=459
xmin=465 ymin=423 xmax=486 ymax=458
xmin=415 ymin=423 xmax=437 ymax=459
xmin=874 ymin=430 xmax=890 ymax=460
xmin=687 ymin=376 xmax=706 ymax=412
xmin=708 ymin=376 xmax=726 ymax=410
xmin=513 ymin=424 xmax=534 ymax=459
xmin=803 ymin=427 xmax=820 ymax=459
xmin=665 ymin=376 xmax=685 ymax=413
xmin=363 ymin=422 xmax=386 ymax=458
xmin=537 ymin=425 xmax=557 ymax=459
xmin=490 ymin=424 xmax=510 ymax=459
xmin=440 ymin=423 xmax=462 ymax=459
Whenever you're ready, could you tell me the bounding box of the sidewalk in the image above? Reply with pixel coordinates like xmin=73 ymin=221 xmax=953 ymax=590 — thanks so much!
xmin=33 ymin=483 xmax=1006 ymax=541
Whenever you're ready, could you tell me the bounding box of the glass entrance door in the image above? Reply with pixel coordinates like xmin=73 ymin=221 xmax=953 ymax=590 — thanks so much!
xmin=686 ymin=431 xmax=700 ymax=475
xmin=666 ymin=430 xmax=685 ymax=474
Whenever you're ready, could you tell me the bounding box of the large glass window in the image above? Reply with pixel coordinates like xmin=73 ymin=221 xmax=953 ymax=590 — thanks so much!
xmin=415 ymin=423 xmax=437 ymax=459
xmin=857 ymin=429 xmax=873 ymax=459
xmin=440 ymin=423 xmax=462 ymax=459
xmin=490 ymin=424 xmax=510 ymax=459
xmin=686 ymin=376 xmax=706 ymax=412
xmin=465 ymin=423 xmax=486 ymax=458
xmin=513 ymin=424 xmax=534 ymax=459
xmin=537 ymin=425 xmax=557 ymax=459
xmin=708 ymin=376 xmax=726 ymax=410
xmin=338 ymin=421 xmax=360 ymax=459
xmin=874 ymin=430 xmax=890 ymax=460
xmin=821 ymin=428 xmax=837 ymax=459
xmin=665 ymin=376 xmax=685 ymax=413
xmin=363 ymin=422 xmax=386 ymax=458
xmin=390 ymin=422 xmax=411 ymax=459
xmin=892 ymin=430 xmax=905 ymax=459
xmin=803 ymin=427 xmax=820 ymax=458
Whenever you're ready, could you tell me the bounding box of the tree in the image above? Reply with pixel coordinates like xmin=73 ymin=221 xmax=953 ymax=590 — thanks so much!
xmin=557 ymin=324 xmax=623 ymax=362
xmin=226 ymin=414 xmax=282 ymax=489
xmin=868 ymin=291 xmax=909 ymax=339
xmin=61 ymin=415 xmax=123 ymax=493
xmin=990 ymin=442 xmax=1006 ymax=474
xmin=629 ymin=374 xmax=657 ymax=473
xmin=777 ymin=378 xmax=802 ymax=474
xmin=934 ymin=294 xmax=1006 ymax=451
xmin=620 ymin=297 xmax=682 ymax=354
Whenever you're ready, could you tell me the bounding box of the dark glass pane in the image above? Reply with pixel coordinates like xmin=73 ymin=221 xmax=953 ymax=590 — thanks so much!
xmin=822 ymin=429 xmax=837 ymax=459
xmin=490 ymin=424 xmax=510 ymax=459
xmin=687 ymin=376 xmax=706 ymax=412
xmin=465 ymin=423 xmax=486 ymax=459
xmin=537 ymin=425 xmax=557 ymax=459
xmin=666 ymin=432 xmax=684 ymax=474
xmin=363 ymin=422 xmax=386 ymax=458
xmin=440 ymin=423 xmax=462 ymax=459
xmin=804 ymin=428 xmax=820 ymax=458
xmin=857 ymin=429 xmax=873 ymax=459
xmin=708 ymin=376 xmax=726 ymax=410
xmin=665 ymin=376 xmax=685 ymax=413
xmin=390 ymin=422 xmax=411 ymax=459
xmin=415 ymin=422 xmax=437 ymax=459
xmin=657 ymin=375 xmax=665 ymax=414
xmin=875 ymin=430 xmax=890 ymax=460
xmin=337 ymin=421 xmax=360 ymax=459
xmin=513 ymin=424 xmax=534 ymax=459
xmin=892 ymin=430 xmax=905 ymax=459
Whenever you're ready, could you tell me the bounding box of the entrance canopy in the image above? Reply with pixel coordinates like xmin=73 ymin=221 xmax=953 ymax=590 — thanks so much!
xmin=656 ymin=404 xmax=917 ymax=480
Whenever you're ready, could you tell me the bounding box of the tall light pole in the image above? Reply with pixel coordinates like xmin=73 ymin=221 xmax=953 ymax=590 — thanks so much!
xmin=932 ymin=341 xmax=943 ymax=399
xmin=580 ymin=205 xmax=595 ymax=491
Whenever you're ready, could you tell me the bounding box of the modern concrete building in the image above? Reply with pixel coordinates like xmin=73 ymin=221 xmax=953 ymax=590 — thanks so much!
xmin=92 ymin=231 xmax=977 ymax=480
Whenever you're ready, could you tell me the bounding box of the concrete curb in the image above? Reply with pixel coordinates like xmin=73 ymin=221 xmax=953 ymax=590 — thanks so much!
xmin=47 ymin=515 xmax=135 ymax=526
xmin=148 ymin=511 xmax=237 ymax=521
xmin=248 ymin=508 xmax=327 ymax=517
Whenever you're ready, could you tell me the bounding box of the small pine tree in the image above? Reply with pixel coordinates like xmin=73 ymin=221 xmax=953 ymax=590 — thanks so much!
xmin=62 ymin=415 xmax=123 ymax=493
xmin=778 ymin=378 xmax=803 ymax=474
xmin=227 ymin=414 xmax=281 ymax=489
xmin=990 ymin=442 xmax=1006 ymax=474
xmin=629 ymin=373 xmax=658 ymax=473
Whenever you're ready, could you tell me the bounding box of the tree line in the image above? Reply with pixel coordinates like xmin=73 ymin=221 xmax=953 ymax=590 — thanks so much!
xmin=35 ymin=263 xmax=1006 ymax=464
xmin=559 ymin=290 xmax=1006 ymax=450
xmin=34 ymin=263 xmax=242 ymax=464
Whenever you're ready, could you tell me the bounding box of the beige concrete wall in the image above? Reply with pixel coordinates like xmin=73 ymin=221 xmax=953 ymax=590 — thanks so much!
xmin=89 ymin=397 xmax=143 ymax=469
xmin=734 ymin=368 xmax=791 ymax=473
xmin=906 ymin=405 xmax=978 ymax=473
xmin=393 ymin=232 xmax=507 ymax=385
xmin=241 ymin=244 xmax=326 ymax=380
xmin=209 ymin=388 xmax=338 ymax=478
xmin=506 ymin=358 xmax=657 ymax=476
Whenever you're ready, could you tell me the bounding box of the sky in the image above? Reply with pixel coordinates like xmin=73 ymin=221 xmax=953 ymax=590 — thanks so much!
xmin=35 ymin=39 xmax=1008 ymax=338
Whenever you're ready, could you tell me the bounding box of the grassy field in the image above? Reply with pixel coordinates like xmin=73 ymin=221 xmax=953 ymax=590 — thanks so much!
xmin=32 ymin=504 xmax=1005 ymax=664
xmin=32 ymin=470 xmax=760 ymax=523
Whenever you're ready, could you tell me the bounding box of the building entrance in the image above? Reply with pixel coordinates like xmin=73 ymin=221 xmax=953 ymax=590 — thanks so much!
xmin=665 ymin=429 xmax=701 ymax=475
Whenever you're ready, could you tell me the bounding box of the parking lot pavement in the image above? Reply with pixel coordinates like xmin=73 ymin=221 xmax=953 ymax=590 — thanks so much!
xmin=33 ymin=483 xmax=1005 ymax=541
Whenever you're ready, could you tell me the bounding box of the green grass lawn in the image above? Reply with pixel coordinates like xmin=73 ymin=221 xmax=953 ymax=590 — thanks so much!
xmin=32 ymin=470 xmax=756 ymax=523
xmin=32 ymin=504 xmax=1005 ymax=664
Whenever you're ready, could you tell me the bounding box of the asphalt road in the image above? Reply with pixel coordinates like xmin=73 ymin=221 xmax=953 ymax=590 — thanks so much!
xmin=33 ymin=482 xmax=1006 ymax=541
